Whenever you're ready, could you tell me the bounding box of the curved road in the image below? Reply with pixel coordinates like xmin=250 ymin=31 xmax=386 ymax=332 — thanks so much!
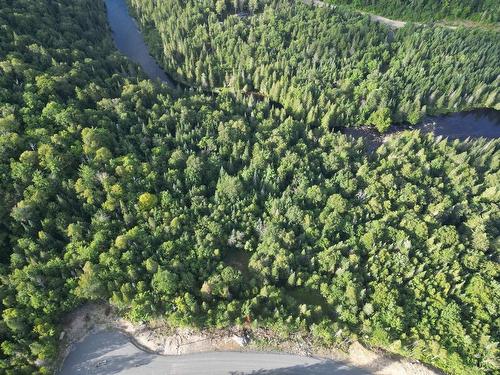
xmin=59 ymin=329 xmax=370 ymax=375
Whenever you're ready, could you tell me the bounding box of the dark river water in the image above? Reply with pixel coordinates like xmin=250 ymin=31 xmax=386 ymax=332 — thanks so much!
xmin=343 ymin=109 xmax=500 ymax=149
xmin=105 ymin=0 xmax=500 ymax=142
xmin=105 ymin=0 xmax=174 ymax=86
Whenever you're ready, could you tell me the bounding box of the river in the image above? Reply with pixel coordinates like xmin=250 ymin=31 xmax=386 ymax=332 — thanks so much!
xmin=59 ymin=328 xmax=368 ymax=375
xmin=342 ymin=109 xmax=500 ymax=150
xmin=105 ymin=0 xmax=174 ymax=86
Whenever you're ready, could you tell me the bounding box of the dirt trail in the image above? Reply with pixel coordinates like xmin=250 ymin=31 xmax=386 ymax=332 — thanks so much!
xmin=303 ymin=0 xmax=479 ymax=30
xmin=57 ymin=303 xmax=440 ymax=375
xmin=368 ymin=14 xmax=407 ymax=29
xmin=303 ymin=0 xmax=407 ymax=28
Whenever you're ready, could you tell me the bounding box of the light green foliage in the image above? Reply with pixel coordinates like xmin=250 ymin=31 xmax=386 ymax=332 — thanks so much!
xmin=138 ymin=192 xmax=158 ymax=210
xmin=74 ymin=262 xmax=105 ymax=300
xmin=368 ymin=107 xmax=392 ymax=133
xmin=152 ymin=269 xmax=178 ymax=296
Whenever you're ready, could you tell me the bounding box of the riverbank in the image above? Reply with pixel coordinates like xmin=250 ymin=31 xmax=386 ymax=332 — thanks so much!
xmin=57 ymin=303 xmax=439 ymax=375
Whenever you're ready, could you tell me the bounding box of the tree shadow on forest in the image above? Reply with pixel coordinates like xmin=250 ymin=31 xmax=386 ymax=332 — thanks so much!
xmin=224 ymin=248 xmax=252 ymax=276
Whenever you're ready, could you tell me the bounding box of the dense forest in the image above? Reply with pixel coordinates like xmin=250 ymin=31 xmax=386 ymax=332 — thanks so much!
xmin=128 ymin=0 xmax=499 ymax=132
xmin=326 ymin=0 xmax=500 ymax=24
xmin=0 ymin=0 xmax=499 ymax=375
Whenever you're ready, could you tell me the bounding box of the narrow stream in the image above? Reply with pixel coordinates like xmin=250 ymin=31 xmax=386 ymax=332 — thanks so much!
xmin=105 ymin=0 xmax=500 ymax=143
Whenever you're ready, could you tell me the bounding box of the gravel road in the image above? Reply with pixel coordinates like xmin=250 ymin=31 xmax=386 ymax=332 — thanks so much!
xmin=59 ymin=329 xmax=370 ymax=375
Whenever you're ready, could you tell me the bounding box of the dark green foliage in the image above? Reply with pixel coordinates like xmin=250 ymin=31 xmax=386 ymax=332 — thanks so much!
xmin=0 ymin=1 xmax=498 ymax=374
xmin=128 ymin=0 xmax=499 ymax=130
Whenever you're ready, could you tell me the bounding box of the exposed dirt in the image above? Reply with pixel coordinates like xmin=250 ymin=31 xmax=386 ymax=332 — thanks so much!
xmin=57 ymin=302 xmax=440 ymax=375
xmin=368 ymin=14 xmax=406 ymax=28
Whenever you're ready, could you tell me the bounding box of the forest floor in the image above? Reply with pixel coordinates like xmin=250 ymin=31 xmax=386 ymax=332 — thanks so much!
xmin=56 ymin=302 xmax=441 ymax=375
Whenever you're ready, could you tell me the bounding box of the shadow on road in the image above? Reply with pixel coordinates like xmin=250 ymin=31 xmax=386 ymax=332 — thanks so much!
xmin=85 ymin=352 xmax=154 ymax=375
xmin=231 ymin=361 xmax=369 ymax=375
xmin=60 ymin=330 xmax=154 ymax=375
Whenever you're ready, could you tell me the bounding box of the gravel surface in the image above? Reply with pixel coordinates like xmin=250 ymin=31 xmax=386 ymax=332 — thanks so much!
xmin=59 ymin=329 xmax=370 ymax=375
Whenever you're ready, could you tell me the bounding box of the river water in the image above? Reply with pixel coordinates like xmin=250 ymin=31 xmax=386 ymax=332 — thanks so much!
xmin=105 ymin=0 xmax=174 ymax=86
xmin=343 ymin=109 xmax=500 ymax=150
